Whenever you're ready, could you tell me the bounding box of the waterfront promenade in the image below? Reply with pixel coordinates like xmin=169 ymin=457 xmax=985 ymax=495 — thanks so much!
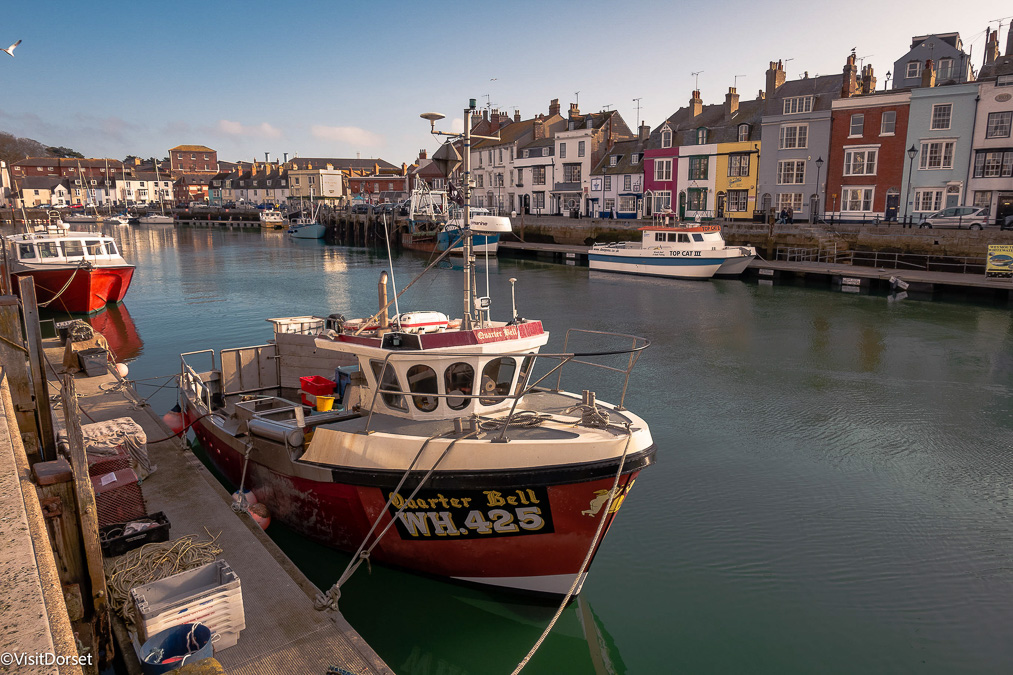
xmin=38 ymin=340 xmax=393 ymax=675
xmin=0 ymin=368 xmax=82 ymax=675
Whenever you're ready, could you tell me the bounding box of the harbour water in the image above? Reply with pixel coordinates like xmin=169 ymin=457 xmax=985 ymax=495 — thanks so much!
xmin=26 ymin=224 xmax=1013 ymax=673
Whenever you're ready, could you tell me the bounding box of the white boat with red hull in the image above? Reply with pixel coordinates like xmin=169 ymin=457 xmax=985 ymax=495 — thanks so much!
xmin=178 ymin=102 xmax=655 ymax=598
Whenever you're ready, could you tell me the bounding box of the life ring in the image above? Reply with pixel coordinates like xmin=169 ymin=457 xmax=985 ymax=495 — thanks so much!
xmin=567 ymin=199 xmax=577 ymax=209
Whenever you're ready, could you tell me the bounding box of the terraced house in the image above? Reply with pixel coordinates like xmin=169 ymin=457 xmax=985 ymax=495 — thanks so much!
xmin=969 ymin=28 xmax=1013 ymax=225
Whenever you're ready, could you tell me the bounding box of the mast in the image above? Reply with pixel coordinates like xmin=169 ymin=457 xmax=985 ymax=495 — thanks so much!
xmin=154 ymin=160 xmax=165 ymax=215
xmin=462 ymin=101 xmax=474 ymax=330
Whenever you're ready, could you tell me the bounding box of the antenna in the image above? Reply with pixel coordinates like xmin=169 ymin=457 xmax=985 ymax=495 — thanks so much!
xmin=575 ymin=90 xmax=580 ymax=107
xmin=633 ymin=97 xmax=643 ymax=128
xmin=857 ymin=54 xmax=873 ymax=70
xmin=691 ymin=71 xmax=703 ymax=89
xmin=482 ymin=94 xmax=491 ymax=109
xmin=601 ymin=103 xmax=612 ymax=112
xmin=733 ymin=74 xmax=746 ymax=89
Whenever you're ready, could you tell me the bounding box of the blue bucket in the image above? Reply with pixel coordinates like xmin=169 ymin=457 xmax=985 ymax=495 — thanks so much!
xmin=139 ymin=623 xmax=213 ymax=674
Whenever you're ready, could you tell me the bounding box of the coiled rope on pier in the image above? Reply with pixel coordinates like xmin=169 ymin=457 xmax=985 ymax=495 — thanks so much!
xmin=105 ymin=530 xmax=223 ymax=629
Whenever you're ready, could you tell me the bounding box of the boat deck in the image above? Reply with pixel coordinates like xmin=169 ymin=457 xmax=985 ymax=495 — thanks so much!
xmin=42 ymin=338 xmax=393 ymax=675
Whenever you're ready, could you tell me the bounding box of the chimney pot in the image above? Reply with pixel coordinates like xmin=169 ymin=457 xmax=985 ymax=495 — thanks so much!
xmin=549 ymin=99 xmax=560 ymax=116
xmin=841 ymin=52 xmax=858 ymax=98
xmin=724 ymin=87 xmax=740 ymax=116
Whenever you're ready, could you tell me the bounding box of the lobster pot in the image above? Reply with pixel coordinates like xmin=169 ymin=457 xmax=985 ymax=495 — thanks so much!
xmin=59 ymin=417 xmax=152 ymax=479
xmin=91 ymin=468 xmax=146 ymax=527
xmin=131 ymin=560 xmax=245 ymax=651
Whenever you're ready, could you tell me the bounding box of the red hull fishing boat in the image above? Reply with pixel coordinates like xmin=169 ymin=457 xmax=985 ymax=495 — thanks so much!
xmin=4 ymin=218 xmax=134 ymax=313
xmin=179 ymin=103 xmax=655 ymax=597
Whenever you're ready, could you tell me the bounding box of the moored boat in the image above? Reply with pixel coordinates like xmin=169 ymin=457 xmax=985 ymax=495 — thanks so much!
xmin=138 ymin=213 xmax=174 ymax=224
xmin=260 ymin=209 xmax=285 ymax=229
xmin=588 ymin=223 xmax=756 ymax=279
xmin=3 ymin=218 xmax=134 ymax=313
xmin=437 ymin=209 xmax=503 ymax=255
xmin=179 ymin=215 xmax=655 ymax=598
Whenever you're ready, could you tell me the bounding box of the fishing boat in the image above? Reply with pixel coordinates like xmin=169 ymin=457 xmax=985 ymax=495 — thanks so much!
xmin=259 ymin=209 xmax=285 ymax=229
xmin=2 ymin=215 xmax=134 ymax=313
xmin=587 ymin=223 xmax=756 ymax=279
xmin=288 ymin=193 xmax=325 ymax=239
xmin=401 ymin=184 xmax=447 ymax=253
xmin=179 ymin=218 xmax=655 ymax=597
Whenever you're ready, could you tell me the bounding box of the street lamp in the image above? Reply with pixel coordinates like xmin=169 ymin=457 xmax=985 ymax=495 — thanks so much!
xmin=903 ymin=144 xmax=918 ymax=228
xmin=812 ymin=156 xmax=824 ymax=224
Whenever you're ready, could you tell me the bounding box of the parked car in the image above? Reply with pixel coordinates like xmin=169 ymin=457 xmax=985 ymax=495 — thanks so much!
xmin=917 ymin=206 xmax=990 ymax=230
xmin=351 ymin=203 xmax=371 ymax=214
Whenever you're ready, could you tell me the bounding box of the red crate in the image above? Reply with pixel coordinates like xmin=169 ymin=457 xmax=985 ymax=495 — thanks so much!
xmin=299 ymin=375 xmax=335 ymax=396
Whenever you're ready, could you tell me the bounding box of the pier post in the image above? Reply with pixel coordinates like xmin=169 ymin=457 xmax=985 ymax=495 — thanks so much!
xmin=0 ymin=296 xmax=38 ymax=447
xmin=60 ymin=373 xmax=114 ymax=663
xmin=18 ymin=278 xmax=57 ymax=459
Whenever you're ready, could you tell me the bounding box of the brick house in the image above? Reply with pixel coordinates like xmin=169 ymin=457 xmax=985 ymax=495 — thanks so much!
xmin=827 ymin=71 xmax=910 ymax=222
xmin=169 ymin=145 xmax=218 ymax=173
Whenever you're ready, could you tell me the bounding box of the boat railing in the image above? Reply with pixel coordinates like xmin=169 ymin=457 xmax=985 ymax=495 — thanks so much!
xmin=363 ymin=329 xmax=650 ymax=438
xmin=180 ymin=349 xmax=217 ymax=413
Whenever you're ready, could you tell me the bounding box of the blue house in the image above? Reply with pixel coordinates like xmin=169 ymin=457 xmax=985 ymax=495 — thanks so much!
xmin=892 ymin=33 xmax=974 ymax=90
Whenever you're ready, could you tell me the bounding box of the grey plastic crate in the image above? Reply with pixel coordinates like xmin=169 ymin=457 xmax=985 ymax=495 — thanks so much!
xmin=78 ymin=347 xmax=109 ymax=377
xmin=131 ymin=560 xmax=241 ymax=624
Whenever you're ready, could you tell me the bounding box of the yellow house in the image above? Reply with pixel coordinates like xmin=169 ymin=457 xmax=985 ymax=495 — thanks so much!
xmin=714 ymin=140 xmax=760 ymax=219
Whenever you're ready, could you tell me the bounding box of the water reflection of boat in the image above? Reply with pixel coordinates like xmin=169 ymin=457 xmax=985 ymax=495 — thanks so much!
xmin=86 ymin=303 xmax=143 ymax=362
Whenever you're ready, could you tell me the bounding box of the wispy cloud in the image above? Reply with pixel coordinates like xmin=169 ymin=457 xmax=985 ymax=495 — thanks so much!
xmin=450 ymin=118 xmax=464 ymax=133
xmin=217 ymin=120 xmax=282 ymax=138
xmin=311 ymin=125 xmax=383 ymax=147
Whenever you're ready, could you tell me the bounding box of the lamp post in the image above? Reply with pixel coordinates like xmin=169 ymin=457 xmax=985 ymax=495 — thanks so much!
xmin=421 ymin=100 xmax=500 ymax=330
xmin=903 ymin=144 xmax=918 ymax=228
xmin=812 ymin=156 xmax=824 ymax=224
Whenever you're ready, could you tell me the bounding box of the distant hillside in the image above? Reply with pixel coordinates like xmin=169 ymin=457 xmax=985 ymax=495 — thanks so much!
xmin=0 ymin=131 xmax=51 ymax=165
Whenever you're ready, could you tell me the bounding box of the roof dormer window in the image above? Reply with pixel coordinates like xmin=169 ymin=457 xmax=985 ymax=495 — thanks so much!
xmin=696 ymin=128 xmax=708 ymax=144
xmin=661 ymin=126 xmax=672 ymax=149
xmin=610 ymin=155 xmax=618 ymax=166
xmin=737 ymin=124 xmax=750 ymax=142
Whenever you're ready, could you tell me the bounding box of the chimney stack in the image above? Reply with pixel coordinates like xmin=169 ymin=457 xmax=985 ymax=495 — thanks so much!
xmin=921 ymin=59 xmax=936 ymax=88
xmin=283 ymin=152 xmax=289 ymax=163
xmin=841 ymin=53 xmax=858 ymax=98
xmin=264 ymin=152 xmax=270 ymax=163
xmin=1007 ymin=24 xmax=1013 ymax=56
xmin=514 ymin=110 xmax=521 ymax=122
xmin=549 ymin=98 xmax=560 ymax=116
xmin=419 ymin=149 xmax=427 ymax=160
xmin=690 ymin=90 xmax=703 ymax=117
xmin=533 ymin=118 xmax=545 ymax=140
xmin=765 ymin=60 xmax=786 ymax=98
xmin=724 ymin=87 xmax=740 ymax=116
xmin=860 ymin=64 xmax=877 ymax=94
xmin=985 ymin=29 xmax=999 ymax=66
xmin=639 ymin=123 xmax=650 ymax=141
xmin=569 ymin=102 xmax=580 ymax=119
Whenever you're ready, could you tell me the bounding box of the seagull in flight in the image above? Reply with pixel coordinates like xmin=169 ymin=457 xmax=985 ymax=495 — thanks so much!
xmin=3 ymin=40 xmax=21 ymax=57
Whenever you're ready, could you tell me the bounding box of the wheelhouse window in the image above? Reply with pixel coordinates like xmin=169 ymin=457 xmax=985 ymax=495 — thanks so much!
xmin=17 ymin=244 xmax=36 ymax=259
xmin=370 ymin=361 xmax=407 ymax=411
xmin=38 ymin=242 xmax=61 ymax=258
xmin=63 ymin=240 xmax=84 ymax=257
xmin=444 ymin=362 xmax=475 ymax=410
xmin=480 ymin=358 xmax=516 ymax=405
xmin=406 ymin=365 xmax=439 ymax=412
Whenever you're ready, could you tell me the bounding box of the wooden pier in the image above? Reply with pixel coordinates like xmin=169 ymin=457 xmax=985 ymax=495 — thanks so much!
xmin=41 ymin=339 xmax=394 ymax=674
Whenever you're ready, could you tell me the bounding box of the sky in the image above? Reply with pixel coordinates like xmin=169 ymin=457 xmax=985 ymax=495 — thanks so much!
xmin=0 ymin=0 xmax=1006 ymax=167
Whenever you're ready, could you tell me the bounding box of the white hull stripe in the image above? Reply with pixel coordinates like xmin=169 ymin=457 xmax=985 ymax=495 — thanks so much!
xmin=452 ymin=572 xmax=589 ymax=596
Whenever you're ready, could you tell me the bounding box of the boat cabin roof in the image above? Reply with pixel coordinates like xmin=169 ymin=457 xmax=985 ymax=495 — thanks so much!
xmin=638 ymin=224 xmax=721 ymax=234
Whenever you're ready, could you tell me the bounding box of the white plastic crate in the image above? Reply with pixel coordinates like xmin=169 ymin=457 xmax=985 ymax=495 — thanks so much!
xmin=142 ymin=593 xmax=244 ymax=640
xmin=130 ymin=560 xmax=245 ymax=644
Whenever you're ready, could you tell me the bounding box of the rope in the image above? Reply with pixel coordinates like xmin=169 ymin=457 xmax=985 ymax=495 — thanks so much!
xmin=476 ymin=410 xmax=552 ymax=431
xmin=564 ymin=403 xmax=611 ymax=429
xmin=144 ymin=412 xmax=211 ymax=445
xmin=314 ymin=430 xmax=476 ymax=611
xmin=231 ymin=441 xmax=255 ymax=513
xmin=104 ymin=531 xmax=223 ymax=630
xmin=0 ymin=334 xmax=29 ymax=353
xmin=38 ymin=259 xmax=91 ymax=308
xmin=510 ymin=424 xmax=634 ymax=675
